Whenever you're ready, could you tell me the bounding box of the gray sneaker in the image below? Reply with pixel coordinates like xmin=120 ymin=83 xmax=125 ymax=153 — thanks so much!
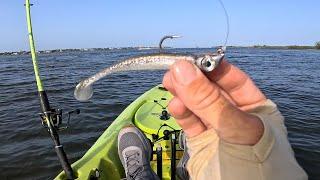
xmin=177 ymin=131 xmax=190 ymax=180
xmin=118 ymin=125 xmax=159 ymax=180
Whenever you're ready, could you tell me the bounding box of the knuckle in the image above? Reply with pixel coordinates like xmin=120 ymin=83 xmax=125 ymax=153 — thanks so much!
xmin=186 ymin=80 xmax=221 ymax=111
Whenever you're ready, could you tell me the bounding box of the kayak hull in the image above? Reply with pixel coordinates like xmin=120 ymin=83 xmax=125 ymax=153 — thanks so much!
xmin=56 ymin=85 xmax=182 ymax=180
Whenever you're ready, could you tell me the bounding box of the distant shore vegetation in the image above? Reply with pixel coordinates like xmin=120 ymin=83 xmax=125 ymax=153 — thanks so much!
xmin=253 ymin=41 xmax=320 ymax=50
xmin=316 ymin=42 xmax=320 ymax=49
xmin=1 ymin=42 xmax=320 ymax=56
xmin=0 ymin=47 xmax=157 ymax=56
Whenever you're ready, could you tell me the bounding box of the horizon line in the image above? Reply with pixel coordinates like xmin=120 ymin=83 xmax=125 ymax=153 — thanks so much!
xmin=1 ymin=44 xmax=319 ymax=54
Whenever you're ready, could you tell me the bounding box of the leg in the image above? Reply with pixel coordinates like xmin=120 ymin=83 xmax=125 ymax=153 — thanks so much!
xmin=177 ymin=131 xmax=190 ymax=180
xmin=118 ymin=125 xmax=159 ymax=180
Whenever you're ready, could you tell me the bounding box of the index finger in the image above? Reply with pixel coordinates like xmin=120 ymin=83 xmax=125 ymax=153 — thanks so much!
xmin=207 ymin=59 xmax=267 ymax=110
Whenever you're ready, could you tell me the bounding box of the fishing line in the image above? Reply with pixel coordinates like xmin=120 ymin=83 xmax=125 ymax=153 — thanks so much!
xmin=217 ymin=0 xmax=230 ymax=51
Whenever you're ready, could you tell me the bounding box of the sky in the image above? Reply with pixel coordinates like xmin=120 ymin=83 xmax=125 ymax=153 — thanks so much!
xmin=0 ymin=0 xmax=319 ymax=52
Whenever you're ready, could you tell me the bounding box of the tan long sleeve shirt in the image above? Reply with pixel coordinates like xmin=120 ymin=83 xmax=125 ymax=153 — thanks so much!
xmin=186 ymin=100 xmax=308 ymax=180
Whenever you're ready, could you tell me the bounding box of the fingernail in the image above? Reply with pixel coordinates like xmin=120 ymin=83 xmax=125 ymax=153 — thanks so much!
xmin=172 ymin=61 xmax=198 ymax=85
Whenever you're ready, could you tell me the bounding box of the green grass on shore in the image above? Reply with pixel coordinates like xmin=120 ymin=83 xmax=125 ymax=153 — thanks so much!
xmin=253 ymin=42 xmax=320 ymax=50
xmin=252 ymin=45 xmax=317 ymax=50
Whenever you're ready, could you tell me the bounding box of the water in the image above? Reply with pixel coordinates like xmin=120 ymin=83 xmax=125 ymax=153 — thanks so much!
xmin=0 ymin=48 xmax=319 ymax=179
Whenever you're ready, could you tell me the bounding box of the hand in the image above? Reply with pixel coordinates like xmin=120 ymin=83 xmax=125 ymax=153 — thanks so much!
xmin=162 ymin=60 xmax=267 ymax=145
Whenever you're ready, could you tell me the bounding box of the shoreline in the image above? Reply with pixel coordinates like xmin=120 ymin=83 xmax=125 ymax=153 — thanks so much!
xmin=1 ymin=46 xmax=319 ymax=56
xmin=0 ymin=47 xmax=157 ymax=56
xmin=251 ymin=45 xmax=318 ymax=50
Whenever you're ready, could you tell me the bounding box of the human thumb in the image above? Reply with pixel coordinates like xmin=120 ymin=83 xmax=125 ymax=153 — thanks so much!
xmin=170 ymin=60 xmax=264 ymax=144
xmin=170 ymin=60 xmax=237 ymax=130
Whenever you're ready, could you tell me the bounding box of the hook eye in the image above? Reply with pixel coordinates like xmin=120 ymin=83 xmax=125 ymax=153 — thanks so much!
xmin=200 ymin=55 xmax=216 ymax=72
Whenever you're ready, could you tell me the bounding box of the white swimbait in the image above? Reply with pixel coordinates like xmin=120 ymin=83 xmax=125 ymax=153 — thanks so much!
xmin=74 ymin=49 xmax=225 ymax=101
xmin=75 ymin=0 xmax=230 ymax=102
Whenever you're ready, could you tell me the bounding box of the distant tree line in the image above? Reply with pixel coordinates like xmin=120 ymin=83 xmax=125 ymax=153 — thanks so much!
xmin=316 ymin=42 xmax=320 ymax=49
xmin=253 ymin=42 xmax=320 ymax=50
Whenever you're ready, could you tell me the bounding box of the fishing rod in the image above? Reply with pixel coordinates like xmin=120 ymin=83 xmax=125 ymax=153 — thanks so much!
xmin=25 ymin=0 xmax=77 ymax=179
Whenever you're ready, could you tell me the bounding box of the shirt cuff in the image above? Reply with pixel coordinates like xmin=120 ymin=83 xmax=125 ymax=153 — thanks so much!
xmin=186 ymin=129 xmax=219 ymax=156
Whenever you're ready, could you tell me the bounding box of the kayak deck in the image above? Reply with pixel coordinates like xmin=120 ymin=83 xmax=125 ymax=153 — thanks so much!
xmin=56 ymin=85 xmax=182 ymax=180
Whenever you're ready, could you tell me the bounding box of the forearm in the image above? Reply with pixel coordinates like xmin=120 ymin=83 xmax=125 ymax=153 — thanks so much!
xmin=186 ymin=99 xmax=307 ymax=180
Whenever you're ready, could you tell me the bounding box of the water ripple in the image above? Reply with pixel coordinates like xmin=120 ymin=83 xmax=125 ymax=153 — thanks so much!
xmin=0 ymin=48 xmax=319 ymax=179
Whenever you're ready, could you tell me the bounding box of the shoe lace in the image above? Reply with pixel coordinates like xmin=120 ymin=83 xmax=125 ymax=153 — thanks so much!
xmin=125 ymin=151 xmax=144 ymax=180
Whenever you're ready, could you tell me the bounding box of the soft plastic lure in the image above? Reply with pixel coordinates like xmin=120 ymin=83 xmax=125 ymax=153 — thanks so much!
xmin=74 ymin=0 xmax=230 ymax=102
xmin=74 ymin=49 xmax=225 ymax=101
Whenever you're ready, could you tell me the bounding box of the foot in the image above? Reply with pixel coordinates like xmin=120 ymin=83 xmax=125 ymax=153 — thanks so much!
xmin=118 ymin=125 xmax=159 ymax=180
xmin=177 ymin=131 xmax=190 ymax=180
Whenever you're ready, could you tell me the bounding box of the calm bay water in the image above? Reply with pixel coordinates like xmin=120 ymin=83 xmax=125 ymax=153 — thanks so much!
xmin=0 ymin=48 xmax=319 ymax=179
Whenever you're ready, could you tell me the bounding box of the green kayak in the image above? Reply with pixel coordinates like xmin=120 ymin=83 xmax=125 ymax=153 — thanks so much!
xmin=55 ymin=85 xmax=183 ymax=180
